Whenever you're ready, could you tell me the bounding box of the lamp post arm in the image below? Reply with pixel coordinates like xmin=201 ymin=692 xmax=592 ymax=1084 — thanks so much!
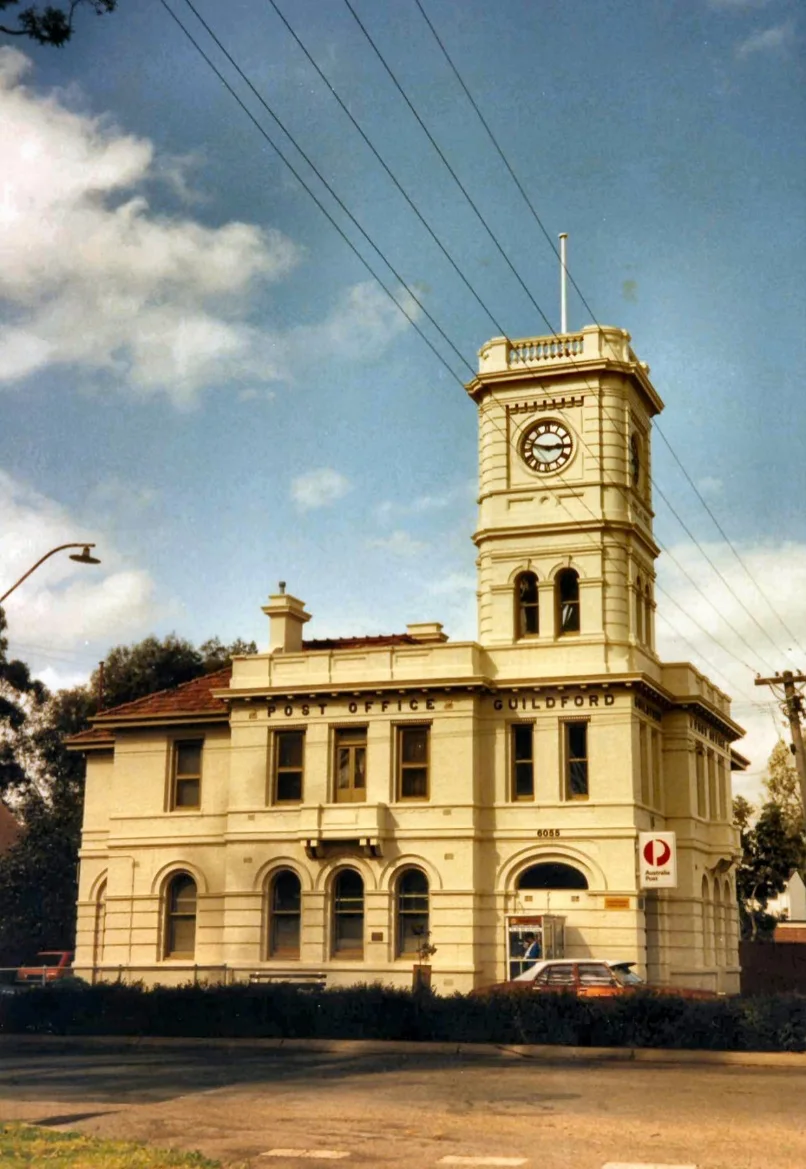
xmin=0 ymin=543 xmax=98 ymax=605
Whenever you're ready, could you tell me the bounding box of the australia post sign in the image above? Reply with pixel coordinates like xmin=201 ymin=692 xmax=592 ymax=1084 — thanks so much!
xmin=638 ymin=832 xmax=678 ymax=889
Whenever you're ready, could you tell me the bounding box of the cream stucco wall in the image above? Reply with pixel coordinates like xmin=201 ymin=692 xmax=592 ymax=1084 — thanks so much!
xmin=74 ymin=326 xmax=743 ymax=994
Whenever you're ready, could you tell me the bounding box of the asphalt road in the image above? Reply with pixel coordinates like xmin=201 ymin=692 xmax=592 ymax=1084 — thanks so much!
xmin=0 ymin=1041 xmax=803 ymax=1169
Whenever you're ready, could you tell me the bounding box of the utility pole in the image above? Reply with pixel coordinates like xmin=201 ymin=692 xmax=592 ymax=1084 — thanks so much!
xmin=755 ymin=671 xmax=806 ymax=831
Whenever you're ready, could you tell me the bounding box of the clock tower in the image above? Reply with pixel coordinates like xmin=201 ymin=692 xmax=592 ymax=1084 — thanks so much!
xmin=466 ymin=324 xmax=663 ymax=678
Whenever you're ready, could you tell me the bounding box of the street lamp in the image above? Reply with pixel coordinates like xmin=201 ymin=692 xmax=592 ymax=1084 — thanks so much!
xmin=0 ymin=543 xmax=101 ymax=605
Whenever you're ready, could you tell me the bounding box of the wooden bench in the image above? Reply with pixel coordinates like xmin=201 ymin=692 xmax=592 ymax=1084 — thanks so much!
xmin=247 ymin=970 xmax=327 ymax=990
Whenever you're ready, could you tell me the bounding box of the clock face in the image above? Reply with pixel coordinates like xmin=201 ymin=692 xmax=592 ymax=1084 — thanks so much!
xmin=521 ymin=420 xmax=573 ymax=473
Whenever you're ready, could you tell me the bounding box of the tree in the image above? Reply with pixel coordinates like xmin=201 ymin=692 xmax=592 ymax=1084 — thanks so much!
xmin=0 ymin=630 xmax=256 ymax=963
xmin=0 ymin=604 xmax=47 ymax=802
xmin=732 ymin=794 xmax=755 ymax=833
xmin=763 ymin=739 xmax=804 ymax=838
xmin=89 ymin=633 xmax=258 ymax=711
xmin=736 ymin=802 xmax=805 ymax=941
xmin=0 ymin=0 xmax=115 ymax=47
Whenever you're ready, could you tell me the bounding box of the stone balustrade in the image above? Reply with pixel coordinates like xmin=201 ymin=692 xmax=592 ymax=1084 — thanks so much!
xmin=477 ymin=324 xmax=645 ymax=376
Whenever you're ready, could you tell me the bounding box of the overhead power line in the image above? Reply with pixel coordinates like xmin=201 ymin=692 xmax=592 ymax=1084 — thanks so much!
xmin=161 ymin=0 xmax=473 ymax=388
xmin=411 ymin=0 xmax=598 ymax=327
xmin=653 ymin=424 xmax=806 ymax=659
xmin=264 ymin=0 xmax=508 ymax=339
xmin=160 ymin=0 xmax=776 ymax=688
xmin=410 ymin=0 xmax=806 ymax=664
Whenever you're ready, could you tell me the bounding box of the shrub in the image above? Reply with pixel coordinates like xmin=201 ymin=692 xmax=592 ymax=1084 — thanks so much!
xmin=1 ymin=983 xmax=804 ymax=1052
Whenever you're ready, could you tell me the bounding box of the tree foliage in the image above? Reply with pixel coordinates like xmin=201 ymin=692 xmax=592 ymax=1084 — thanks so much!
xmin=0 ymin=0 xmax=115 ymax=47
xmin=736 ymin=801 xmax=806 ymax=941
xmin=0 ymin=605 xmax=48 ymax=801
xmin=732 ymin=794 xmax=755 ymax=833
xmin=0 ymin=629 xmax=256 ymax=963
xmin=763 ymin=738 xmax=804 ymax=836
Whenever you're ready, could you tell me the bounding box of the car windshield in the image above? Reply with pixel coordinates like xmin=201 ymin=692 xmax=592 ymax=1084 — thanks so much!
xmin=611 ymin=964 xmax=644 ymax=986
xmin=33 ymin=954 xmax=65 ymax=967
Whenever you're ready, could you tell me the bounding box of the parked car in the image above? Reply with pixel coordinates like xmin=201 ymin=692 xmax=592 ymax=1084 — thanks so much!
xmin=474 ymin=958 xmax=717 ymax=999
xmin=16 ymin=951 xmax=73 ymax=985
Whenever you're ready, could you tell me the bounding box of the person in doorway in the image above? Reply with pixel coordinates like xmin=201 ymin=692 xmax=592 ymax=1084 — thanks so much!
xmin=523 ymin=932 xmax=542 ymax=965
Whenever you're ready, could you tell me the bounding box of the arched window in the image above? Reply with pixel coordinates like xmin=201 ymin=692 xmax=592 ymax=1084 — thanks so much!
xmin=644 ymin=584 xmax=653 ymax=649
xmin=93 ymin=881 xmax=107 ymax=972
xmin=556 ymin=569 xmax=580 ymax=634
xmin=516 ymin=571 xmax=539 ymax=637
xmin=396 ymin=869 xmax=429 ymax=958
xmin=714 ymin=882 xmax=725 ymax=969
xmin=165 ymin=872 xmax=197 ymax=959
xmin=332 ymin=869 xmax=364 ymax=958
xmin=518 ymin=862 xmax=589 ymax=891
xmin=635 ymin=576 xmax=644 ymax=643
xmin=723 ymin=878 xmax=735 ymax=960
xmin=701 ymin=875 xmax=713 ymax=966
xmin=268 ymin=869 xmax=301 ymax=959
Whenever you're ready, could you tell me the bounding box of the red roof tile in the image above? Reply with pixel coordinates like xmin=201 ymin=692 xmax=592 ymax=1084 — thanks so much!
xmin=74 ymin=636 xmax=424 ymax=730
xmin=66 ymin=726 xmax=116 ymax=747
xmin=93 ymin=666 xmax=233 ymax=722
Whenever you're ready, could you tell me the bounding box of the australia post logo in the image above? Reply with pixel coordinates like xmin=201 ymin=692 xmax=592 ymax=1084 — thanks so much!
xmin=638 ymin=831 xmax=677 ymax=889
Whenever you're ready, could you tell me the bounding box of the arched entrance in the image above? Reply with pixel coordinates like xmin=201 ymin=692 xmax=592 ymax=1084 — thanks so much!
xmin=518 ymin=862 xmax=589 ymax=891
xmin=507 ymin=861 xmax=589 ymax=978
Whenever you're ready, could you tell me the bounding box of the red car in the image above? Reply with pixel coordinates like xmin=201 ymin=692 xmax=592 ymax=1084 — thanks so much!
xmin=16 ymin=950 xmax=73 ymax=985
xmin=475 ymin=958 xmax=717 ymax=999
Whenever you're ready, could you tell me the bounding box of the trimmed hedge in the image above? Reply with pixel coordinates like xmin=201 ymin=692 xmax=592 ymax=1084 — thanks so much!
xmin=2 ymin=981 xmax=805 ymax=1052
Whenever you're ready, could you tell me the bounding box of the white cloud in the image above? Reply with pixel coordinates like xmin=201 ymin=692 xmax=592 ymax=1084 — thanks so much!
xmin=735 ymin=20 xmax=795 ymax=59
xmin=35 ymin=664 xmax=93 ymax=692
xmin=697 ymin=476 xmax=723 ymax=496
xmin=290 ymin=468 xmax=352 ymax=510
xmin=366 ymin=530 xmax=427 ymax=557
xmin=0 ymin=52 xmax=415 ymax=407
xmin=0 ymin=469 xmax=160 ymax=661
xmin=656 ymin=539 xmax=806 ymax=798
xmin=375 ymin=481 xmax=476 ymax=521
xmin=285 ymin=282 xmax=418 ymax=365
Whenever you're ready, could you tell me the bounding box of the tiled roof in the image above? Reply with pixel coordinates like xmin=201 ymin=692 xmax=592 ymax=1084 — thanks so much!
xmin=301 ymin=634 xmax=420 ymax=650
xmin=66 ymin=726 xmax=115 ymax=747
xmin=93 ymin=666 xmax=233 ymax=722
xmin=70 ymin=635 xmax=421 ymax=733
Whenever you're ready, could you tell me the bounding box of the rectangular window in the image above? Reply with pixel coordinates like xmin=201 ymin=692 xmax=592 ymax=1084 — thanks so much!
xmin=511 ymin=724 xmax=534 ymax=799
xmin=696 ymin=748 xmax=706 ymax=818
xmin=172 ymin=740 xmax=202 ymax=809
xmin=398 ymin=725 xmax=430 ymax=800
xmin=565 ymin=722 xmax=589 ymax=799
xmin=639 ymin=723 xmax=650 ymax=805
xmin=718 ymin=756 xmax=728 ymax=821
xmin=707 ymin=751 xmax=717 ymax=821
xmin=274 ymin=730 xmax=304 ymax=803
xmin=334 ymin=727 xmax=367 ymax=803
xmin=651 ymin=729 xmax=663 ymax=810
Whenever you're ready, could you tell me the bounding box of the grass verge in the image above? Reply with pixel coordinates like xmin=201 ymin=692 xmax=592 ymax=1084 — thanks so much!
xmin=0 ymin=1123 xmax=219 ymax=1168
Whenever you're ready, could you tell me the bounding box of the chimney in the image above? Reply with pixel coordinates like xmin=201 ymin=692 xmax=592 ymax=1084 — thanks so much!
xmin=262 ymin=584 xmax=311 ymax=653
xmin=406 ymin=622 xmax=449 ymax=644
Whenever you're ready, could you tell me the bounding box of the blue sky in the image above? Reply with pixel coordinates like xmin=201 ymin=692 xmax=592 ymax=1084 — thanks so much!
xmin=0 ymin=0 xmax=804 ymax=796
